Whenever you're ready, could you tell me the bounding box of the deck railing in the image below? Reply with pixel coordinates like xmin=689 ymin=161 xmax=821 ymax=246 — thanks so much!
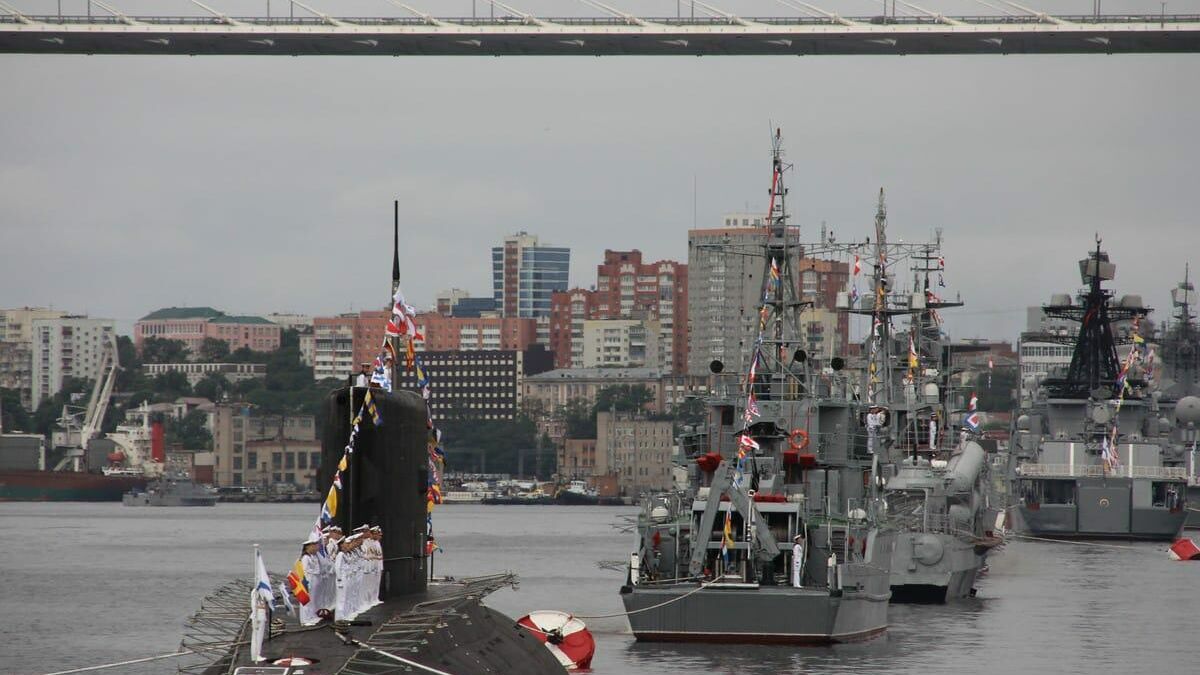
xmin=1017 ymin=463 xmax=1187 ymax=479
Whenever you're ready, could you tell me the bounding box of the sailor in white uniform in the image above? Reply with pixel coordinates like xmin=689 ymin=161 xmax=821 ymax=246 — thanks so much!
xmin=249 ymin=587 xmax=269 ymax=662
xmin=350 ymin=525 xmax=371 ymax=613
xmin=369 ymin=526 xmax=384 ymax=606
xmin=334 ymin=537 xmax=357 ymax=622
xmin=791 ymin=534 xmax=806 ymax=588
xmin=299 ymin=537 xmax=323 ymax=626
xmin=322 ymin=526 xmax=343 ymax=611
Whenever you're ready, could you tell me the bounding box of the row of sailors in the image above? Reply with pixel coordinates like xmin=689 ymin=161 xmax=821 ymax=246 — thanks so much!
xmin=297 ymin=524 xmax=384 ymax=626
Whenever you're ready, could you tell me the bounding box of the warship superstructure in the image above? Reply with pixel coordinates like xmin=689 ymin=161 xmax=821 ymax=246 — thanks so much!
xmin=1158 ymin=268 xmax=1200 ymax=527
xmin=820 ymin=195 xmax=999 ymax=602
xmin=620 ymin=132 xmax=895 ymax=644
xmin=1009 ymin=243 xmax=1188 ymax=540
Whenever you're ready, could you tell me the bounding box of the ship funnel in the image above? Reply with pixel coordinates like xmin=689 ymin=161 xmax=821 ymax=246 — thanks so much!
xmin=151 ymin=421 xmax=165 ymax=464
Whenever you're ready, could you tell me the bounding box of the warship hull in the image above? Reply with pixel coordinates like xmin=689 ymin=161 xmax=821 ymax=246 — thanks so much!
xmin=123 ymin=491 xmax=216 ymax=507
xmin=0 ymin=469 xmax=148 ymax=502
xmin=1185 ymin=484 xmax=1200 ymax=529
xmin=1015 ymin=476 xmax=1186 ymax=540
xmin=889 ymin=534 xmax=981 ymax=603
xmin=620 ymin=562 xmax=891 ymax=644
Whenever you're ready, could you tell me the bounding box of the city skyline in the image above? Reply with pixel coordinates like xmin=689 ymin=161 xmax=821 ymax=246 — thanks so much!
xmin=3 ymin=29 xmax=1196 ymax=344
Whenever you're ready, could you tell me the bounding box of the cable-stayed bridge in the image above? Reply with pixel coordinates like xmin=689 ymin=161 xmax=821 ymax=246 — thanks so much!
xmin=1 ymin=0 xmax=1197 ymax=55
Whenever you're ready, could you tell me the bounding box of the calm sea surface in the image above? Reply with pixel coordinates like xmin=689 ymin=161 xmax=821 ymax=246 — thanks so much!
xmin=1 ymin=502 xmax=1197 ymax=675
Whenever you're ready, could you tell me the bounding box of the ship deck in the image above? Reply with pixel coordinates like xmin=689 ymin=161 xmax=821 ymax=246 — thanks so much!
xmin=193 ymin=574 xmax=564 ymax=675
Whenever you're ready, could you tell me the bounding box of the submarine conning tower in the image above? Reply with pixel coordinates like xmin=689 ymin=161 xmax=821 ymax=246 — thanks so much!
xmin=318 ymin=386 xmax=429 ymax=598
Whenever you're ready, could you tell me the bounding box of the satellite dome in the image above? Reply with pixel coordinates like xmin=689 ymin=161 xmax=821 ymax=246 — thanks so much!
xmin=1175 ymin=396 xmax=1200 ymax=426
xmin=1016 ymin=415 xmax=1031 ymax=431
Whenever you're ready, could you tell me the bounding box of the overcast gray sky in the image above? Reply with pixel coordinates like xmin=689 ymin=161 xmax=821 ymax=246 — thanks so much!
xmin=2 ymin=0 xmax=1197 ymax=343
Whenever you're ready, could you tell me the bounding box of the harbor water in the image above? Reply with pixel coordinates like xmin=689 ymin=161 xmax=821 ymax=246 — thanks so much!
xmin=2 ymin=502 xmax=1196 ymax=675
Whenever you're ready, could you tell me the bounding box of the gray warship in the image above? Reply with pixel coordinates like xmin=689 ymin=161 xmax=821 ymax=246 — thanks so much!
xmin=620 ymin=132 xmax=895 ymax=644
xmin=123 ymin=473 xmax=217 ymax=506
xmin=848 ymin=219 xmax=1000 ymax=603
xmin=884 ymin=446 xmax=999 ymax=602
xmin=1157 ymin=268 xmax=1200 ymax=527
xmin=1009 ymin=243 xmax=1188 ymax=540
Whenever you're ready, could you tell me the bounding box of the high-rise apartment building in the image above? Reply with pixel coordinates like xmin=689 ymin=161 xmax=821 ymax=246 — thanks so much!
xmin=0 ymin=307 xmax=68 ymax=407
xmin=311 ymin=315 xmax=357 ymax=382
xmin=310 ymin=310 xmax=392 ymax=382
xmin=796 ymin=258 xmax=850 ymax=356
xmin=548 ymin=250 xmax=687 ymax=373
xmin=686 ymin=218 xmax=848 ymax=375
xmin=687 ymin=221 xmax=798 ymax=375
xmin=31 ymin=316 xmax=116 ymax=405
xmin=491 ymin=232 xmax=570 ymax=318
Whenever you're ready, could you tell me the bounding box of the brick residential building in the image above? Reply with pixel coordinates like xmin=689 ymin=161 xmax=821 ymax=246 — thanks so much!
xmin=413 ymin=313 xmax=539 ymax=352
xmin=549 ymin=250 xmax=688 ymax=373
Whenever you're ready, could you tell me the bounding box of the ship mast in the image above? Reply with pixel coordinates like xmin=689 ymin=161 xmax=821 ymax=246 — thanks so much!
xmin=866 ymin=189 xmax=891 ymax=406
xmin=753 ymin=129 xmax=804 ymax=395
xmin=1043 ymin=238 xmax=1147 ymax=399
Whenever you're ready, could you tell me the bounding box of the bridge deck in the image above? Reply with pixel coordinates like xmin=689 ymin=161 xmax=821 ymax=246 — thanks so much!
xmin=2 ymin=13 xmax=1199 ymax=55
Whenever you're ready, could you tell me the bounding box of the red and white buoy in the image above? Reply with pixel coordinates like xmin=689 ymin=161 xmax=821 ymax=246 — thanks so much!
xmin=1168 ymin=538 xmax=1200 ymax=561
xmin=516 ymin=610 xmax=595 ymax=671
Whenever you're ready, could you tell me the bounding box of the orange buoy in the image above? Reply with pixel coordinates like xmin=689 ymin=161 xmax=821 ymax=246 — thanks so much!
xmin=788 ymin=429 xmax=809 ymax=451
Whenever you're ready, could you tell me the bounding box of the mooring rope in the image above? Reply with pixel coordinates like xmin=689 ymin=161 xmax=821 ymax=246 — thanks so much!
xmin=1006 ymin=532 xmax=1160 ymax=553
xmin=569 ymin=575 xmax=727 ymax=620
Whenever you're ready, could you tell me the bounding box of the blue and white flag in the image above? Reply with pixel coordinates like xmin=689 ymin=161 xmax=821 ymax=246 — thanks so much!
xmin=963 ymin=411 xmax=981 ymax=432
xmin=278 ymin=581 xmax=297 ymax=617
xmin=254 ymin=547 xmax=275 ymax=610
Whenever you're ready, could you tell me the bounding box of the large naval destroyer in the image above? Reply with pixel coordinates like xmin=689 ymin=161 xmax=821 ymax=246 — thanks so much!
xmin=1009 ymin=243 xmax=1188 ymax=540
xmin=1157 ymin=269 xmax=1200 ymax=527
xmin=176 ymin=213 xmax=567 ymax=675
xmin=620 ymin=132 xmax=896 ymax=644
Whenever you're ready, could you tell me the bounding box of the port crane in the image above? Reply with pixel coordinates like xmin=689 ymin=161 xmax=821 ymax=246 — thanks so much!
xmin=52 ymin=332 xmax=120 ymax=472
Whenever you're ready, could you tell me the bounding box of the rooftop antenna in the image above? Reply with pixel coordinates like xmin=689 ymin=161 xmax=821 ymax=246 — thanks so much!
xmin=392 ymin=200 xmax=401 ymax=293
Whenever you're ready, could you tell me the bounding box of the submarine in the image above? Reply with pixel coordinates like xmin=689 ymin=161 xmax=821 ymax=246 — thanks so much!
xmin=178 ymin=204 xmax=568 ymax=675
